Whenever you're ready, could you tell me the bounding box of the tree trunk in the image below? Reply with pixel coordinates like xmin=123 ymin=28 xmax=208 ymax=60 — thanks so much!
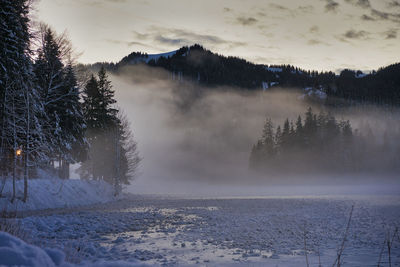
xmin=114 ymin=127 xmax=120 ymax=196
xmin=59 ymin=157 xmax=63 ymax=179
xmin=11 ymin=98 xmax=16 ymax=203
xmin=23 ymin=154 xmax=28 ymax=202
xmin=11 ymin=153 xmax=16 ymax=203
xmin=65 ymin=162 xmax=69 ymax=179
xmin=23 ymin=89 xmax=30 ymax=202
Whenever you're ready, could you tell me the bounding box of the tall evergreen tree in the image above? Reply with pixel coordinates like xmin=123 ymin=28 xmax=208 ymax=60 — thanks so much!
xmin=97 ymin=67 xmax=118 ymax=129
xmin=0 ymin=0 xmax=48 ymax=201
xmin=34 ymin=25 xmax=87 ymax=178
xmin=34 ymin=26 xmax=66 ymax=166
xmin=261 ymin=118 xmax=275 ymax=157
xmin=80 ymin=68 xmax=140 ymax=194
xmin=58 ymin=63 xmax=88 ymax=178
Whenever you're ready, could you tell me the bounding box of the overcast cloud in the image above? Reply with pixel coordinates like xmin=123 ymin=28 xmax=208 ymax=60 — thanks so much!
xmin=36 ymin=0 xmax=400 ymax=71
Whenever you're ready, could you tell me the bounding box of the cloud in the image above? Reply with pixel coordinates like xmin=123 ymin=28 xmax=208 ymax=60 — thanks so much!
xmin=307 ymin=38 xmax=330 ymax=46
xmin=236 ymin=16 xmax=258 ymax=26
xmin=383 ymin=29 xmax=397 ymax=39
xmin=344 ymin=0 xmax=371 ymax=8
xmin=343 ymin=29 xmax=370 ymax=39
xmin=132 ymin=27 xmax=247 ymax=49
xmin=132 ymin=31 xmax=149 ymax=39
xmin=223 ymin=7 xmax=232 ymax=13
xmin=309 ymin=25 xmax=319 ymax=33
xmin=324 ymin=0 xmax=340 ymax=13
xmin=344 ymin=0 xmax=400 ymax=23
xmin=387 ymin=1 xmax=400 ymax=8
xmin=370 ymin=9 xmax=400 ymax=23
xmin=269 ymin=3 xmax=289 ymax=11
xmin=104 ymin=0 xmax=126 ymax=2
xmin=127 ymin=41 xmax=151 ymax=47
xmin=74 ymin=0 xmax=127 ymax=7
xmin=267 ymin=3 xmax=311 ymax=17
xmin=154 ymin=36 xmax=186 ymax=46
xmin=371 ymin=8 xmax=390 ymax=19
xmin=361 ymin=14 xmax=375 ymax=20
xmin=257 ymin=11 xmax=267 ymax=17
xmin=356 ymin=0 xmax=371 ymax=8
xmin=103 ymin=38 xmax=156 ymax=50
xmin=297 ymin=5 xmax=315 ymax=13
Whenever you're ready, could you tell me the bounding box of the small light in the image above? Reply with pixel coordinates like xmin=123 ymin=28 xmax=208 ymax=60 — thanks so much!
xmin=16 ymin=149 xmax=22 ymax=156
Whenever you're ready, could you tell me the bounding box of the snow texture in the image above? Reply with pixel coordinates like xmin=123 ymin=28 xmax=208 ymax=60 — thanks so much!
xmin=0 ymin=231 xmax=146 ymax=267
xmin=262 ymin=82 xmax=269 ymax=90
xmin=355 ymin=72 xmax=367 ymax=78
xmin=130 ymin=51 xmax=177 ymax=64
xmin=0 ymin=176 xmax=120 ymax=212
xmin=266 ymin=67 xmax=283 ymax=72
xmin=299 ymin=86 xmax=327 ymax=100
xmin=14 ymin=194 xmax=400 ymax=266
xmin=262 ymin=82 xmax=279 ymax=90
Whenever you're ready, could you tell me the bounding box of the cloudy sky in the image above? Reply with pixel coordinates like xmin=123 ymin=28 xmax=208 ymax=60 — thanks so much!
xmin=36 ymin=0 xmax=400 ymax=71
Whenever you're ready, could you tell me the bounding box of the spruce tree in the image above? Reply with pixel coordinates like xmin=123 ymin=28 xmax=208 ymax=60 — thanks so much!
xmin=260 ymin=118 xmax=275 ymax=162
xmin=275 ymin=125 xmax=282 ymax=155
xmin=0 ymin=0 xmax=48 ymax=201
xmin=80 ymin=68 xmax=140 ymax=194
xmin=58 ymin=63 xmax=88 ymax=178
xmin=34 ymin=26 xmax=66 ymax=168
xmin=281 ymin=118 xmax=290 ymax=151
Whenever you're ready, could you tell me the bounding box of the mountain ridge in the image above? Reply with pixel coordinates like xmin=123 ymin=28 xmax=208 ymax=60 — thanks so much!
xmin=86 ymin=44 xmax=400 ymax=105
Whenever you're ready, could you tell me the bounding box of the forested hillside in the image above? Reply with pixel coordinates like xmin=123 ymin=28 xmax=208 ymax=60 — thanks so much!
xmin=90 ymin=44 xmax=400 ymax=105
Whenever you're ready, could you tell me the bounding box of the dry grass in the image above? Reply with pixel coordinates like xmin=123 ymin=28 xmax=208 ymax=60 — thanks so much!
xmin=0 ymin=202 xmax=30 ymax=242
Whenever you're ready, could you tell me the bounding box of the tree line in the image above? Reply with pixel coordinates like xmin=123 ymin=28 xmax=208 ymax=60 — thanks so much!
xmin=249 ymin=107 xmax=400 ymax=175
xmin=106 ymin=44 xmax=400 ymax=106
xmin=0 ymin=0 xmax=140 ymax=202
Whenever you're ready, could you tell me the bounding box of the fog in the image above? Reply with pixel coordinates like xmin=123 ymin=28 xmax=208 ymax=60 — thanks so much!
xmin=108 ymin=65 xmax=400 ymax=195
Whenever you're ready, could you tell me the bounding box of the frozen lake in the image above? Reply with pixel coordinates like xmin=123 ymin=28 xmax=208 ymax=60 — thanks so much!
xmin=20 ymin=193 xmax=400 ymax=266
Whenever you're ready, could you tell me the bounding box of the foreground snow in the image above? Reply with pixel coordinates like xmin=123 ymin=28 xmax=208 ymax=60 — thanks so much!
xmin=0 ymin=178 xmax=121 ymax=212
xmin=9 ymin=194 xmax=400 ymax=266
xmin=0 ymin=231 xmax=146 ymax=267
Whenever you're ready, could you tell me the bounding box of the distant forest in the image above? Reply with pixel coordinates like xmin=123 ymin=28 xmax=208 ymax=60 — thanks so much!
xmin=249 ymin=108 xmax=400 ymax=175
xmin=90 ymin=44 xmax=400 ymax=106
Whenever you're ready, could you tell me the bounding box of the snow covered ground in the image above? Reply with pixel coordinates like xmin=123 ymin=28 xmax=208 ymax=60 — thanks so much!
xmin=6 ymin=193 xmax=400 ymax=266
xmin=0 ymin=177 xmax=121 ymax=212
xmin=0 ymin=231 xmax=146 ymax=266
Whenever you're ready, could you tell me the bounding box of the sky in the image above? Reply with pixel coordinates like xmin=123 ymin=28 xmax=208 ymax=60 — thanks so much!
xmin=35 ymin=0 xmax=400 ymax=72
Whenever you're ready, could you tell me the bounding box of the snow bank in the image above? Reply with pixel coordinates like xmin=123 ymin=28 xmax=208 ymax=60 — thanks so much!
xmin=0 ymin=231 xmax=146 ymax=267
xmin=0 ymin=178 xmax=121 ymax=212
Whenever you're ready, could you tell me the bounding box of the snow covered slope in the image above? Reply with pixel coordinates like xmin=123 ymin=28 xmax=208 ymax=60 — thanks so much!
xmin=0 ymin=178 xmax=120 ymax=212
xmin=128 ymin=50 xmax=177 ymax=64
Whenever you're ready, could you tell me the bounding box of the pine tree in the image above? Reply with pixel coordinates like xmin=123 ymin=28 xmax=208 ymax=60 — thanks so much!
xmin=275 ymin=125 xmax=282 ymax=155
xmin=303 ymin=107 xmax=317 ymax=147
xmin=34 ymin=25 xmax=66 ymax=169
xmin=82 ymin=75 xmax=101 ymax=131
xmin=58 ymin=63 xmax=88 ymax=178
xmin=117 ymin=112 xmax=141 ymax=185
xmin=0 ymin=0 xmax=48 ymax=201
xmin=281 ymin=118 xmax=290 ymax=151
xmin=249 ymin=140 xmax=264 ymax=170
xmin=79 ymin=69 xmax=140 ymax=194
xmin=294 ymin=115 xmax=303 ymax=148
xmin=34 ymin=25 xmax=88 ymax=179
xmin=261 ymin=118 xmax=275 ymax=158
xmin=97 ymin=66 xmax=118 ymax=129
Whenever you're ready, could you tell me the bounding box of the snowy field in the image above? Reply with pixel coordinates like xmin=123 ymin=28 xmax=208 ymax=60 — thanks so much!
xmin=10 ymin=193 xmax=400 ymax=266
